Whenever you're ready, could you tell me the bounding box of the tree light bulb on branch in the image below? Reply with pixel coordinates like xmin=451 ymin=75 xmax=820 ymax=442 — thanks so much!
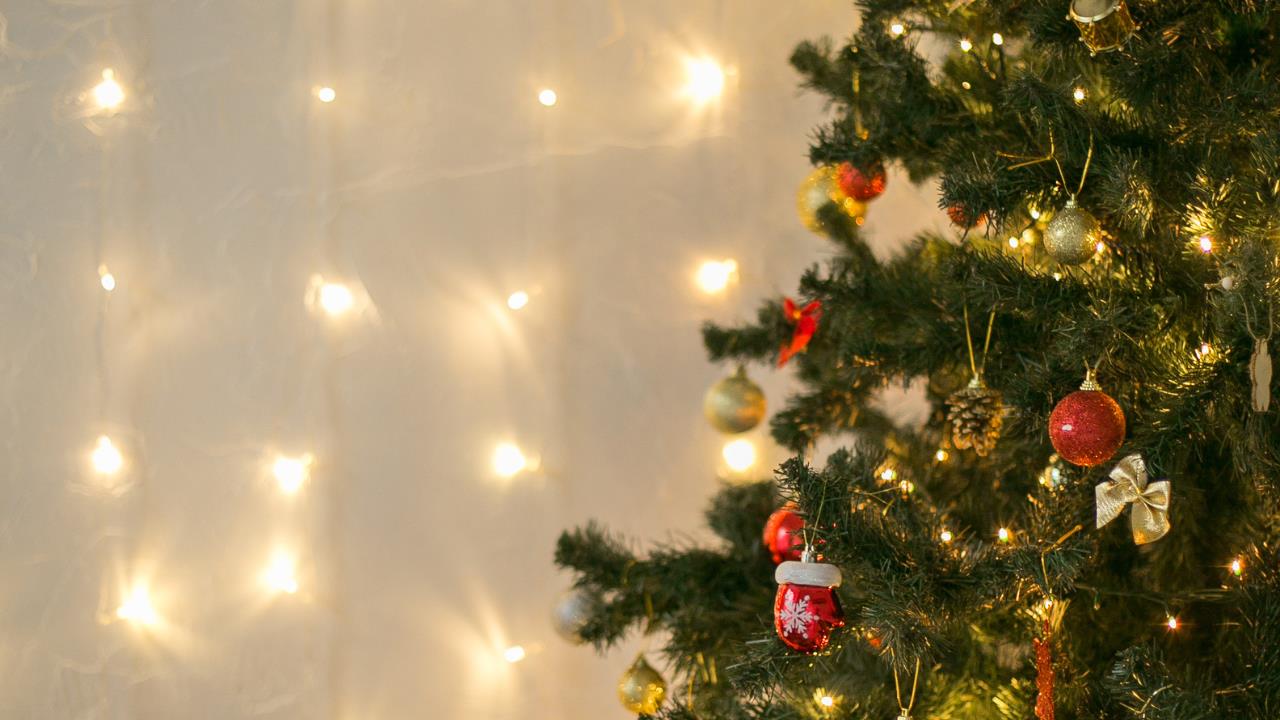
xmin=696 ymin=259 xmax=738 ymax=294
xmin=890 ymin=22 xmax=906 ymax=36
xmin=1231 ymin=557 xmax=1244 ymax=576
xmin=91 ymin=436 xmax=124 ymax=475
xmin=722 ymin=438 xmax=756 ymax=472
xmin=1073 ymin=87 xmax=1087 ymax=104
xmin=992 ymin=32 xmax=1005 ymax=46
xmin=997 ymin=527 xmax=1012 ymax=543
xmin=93 ymin=69 xmax=125 ymax=111
xmin=1166 ymin=615 xmax=1179 ymax=630
xmin=683 ymin=58 xmax=725 ymax=103
xmin=959 ymin=38 xmax=974 ymax=52
xmin=99 ymin=265 xmax=116 ymax=291
xmin=1198 ymin=235 xmax=1213 ymax=253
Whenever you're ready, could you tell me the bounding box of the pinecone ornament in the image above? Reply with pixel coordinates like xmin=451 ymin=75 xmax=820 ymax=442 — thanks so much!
xmin=947 ymin=376 xmax=1004 ymax=457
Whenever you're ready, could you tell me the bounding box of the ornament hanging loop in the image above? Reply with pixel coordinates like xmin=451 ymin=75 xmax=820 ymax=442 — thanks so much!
xmin=891 ymin=653 xmax=922 ymax=720
xmin=962 ymin=303 xmax=997 ymax=383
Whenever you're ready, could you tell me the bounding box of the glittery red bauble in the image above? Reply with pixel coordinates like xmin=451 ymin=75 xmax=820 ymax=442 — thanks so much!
xmin=836 ymin=162 xmax=887 ymax=201
xmin=1048 ymin=390 xmax=1126 ymax=467
xmin=762 ymin=505 xmax=805 ymax=564
xmin=946 ymin=203 xmax=987 ymax=228
xmin=774 ymin=583 xmax=844 ymax=653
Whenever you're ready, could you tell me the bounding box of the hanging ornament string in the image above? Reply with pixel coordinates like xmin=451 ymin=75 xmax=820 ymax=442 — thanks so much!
xmin=891 ymin=654 xmax=922 ymax=720
xmin=1050 ymin=131 xmax=1094 ymax=202
xmin=962 ymin=303 xmax=997 ymax=382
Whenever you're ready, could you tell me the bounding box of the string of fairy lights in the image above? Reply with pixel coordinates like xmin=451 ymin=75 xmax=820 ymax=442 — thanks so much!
xmin=76 ymin=50 xmax=748 ymax=667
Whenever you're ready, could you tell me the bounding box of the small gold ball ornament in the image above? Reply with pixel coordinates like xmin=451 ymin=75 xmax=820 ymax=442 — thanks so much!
xmin=617 ymin=654 xmax=666 ymax=715
xmin=703 ymin=365 xmax=766 ymax=434
xmin=1044 ymin=197 xmax=1101 ymax=265
xmin=796 ymin=166 xmax=865 ymax=233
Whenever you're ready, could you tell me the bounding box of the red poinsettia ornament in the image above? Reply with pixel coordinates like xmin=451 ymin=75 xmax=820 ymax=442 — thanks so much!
xmin=762 ymin=504 xmax=805 ymax=564
xmin=779 ymin=298 xmax=822 ymax=367
xmin=774 ymin=550 xmax=844 ymax=653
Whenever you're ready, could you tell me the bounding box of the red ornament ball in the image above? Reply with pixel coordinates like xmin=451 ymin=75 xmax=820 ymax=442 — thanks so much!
xmin=946 ymin=203 xmax=987 ymax=228
xmin=1048 ymin=389 xmax=1126 ymax=467
xmin=836 ymin=162 xmax=887 ymax=201
xmin=762 ymin=504 xmax=805 ymax=564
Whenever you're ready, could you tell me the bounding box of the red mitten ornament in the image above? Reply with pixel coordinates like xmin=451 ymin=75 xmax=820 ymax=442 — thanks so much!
xmin=774 ymin=551 xmax=844 ymax=653
xmin=762 ymin=504 xmax=805 ymax=564
xmin=1049 ymin=367 xmax=1126 ymax=467
xmin=836 ymin=162 xmax=887 ymax=201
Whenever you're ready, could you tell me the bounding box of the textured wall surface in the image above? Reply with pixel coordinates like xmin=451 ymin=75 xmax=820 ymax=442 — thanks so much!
xmin=0 ymin=1 xmax=941 ymax=718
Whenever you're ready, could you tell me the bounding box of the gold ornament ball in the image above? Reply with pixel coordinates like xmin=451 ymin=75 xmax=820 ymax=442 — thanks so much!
xmin=618 ymin=655 xmax=666 ymax=715
xmin=796 ymin=166 xmax=864 ymax=232
xmin=704 ymin=365 xmax=766 ymax=434
xmin=1044 ymin=199 xmax=1101 ymax=265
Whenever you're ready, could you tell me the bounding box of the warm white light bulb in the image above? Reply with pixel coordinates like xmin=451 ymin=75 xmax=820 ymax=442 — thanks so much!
xmin=1166 ymin=615 xmax=1179 ymax=630
xmin=940 ymin=529 xmax=954 ymax=543
xmin=879 ymin=467 xmax=898 ymax=482
xmin=93 ymin=69 xmax=125 ymax=111
xmin=116 ymin=586 xmax=158 ymax=626
xmin=492 ymin=443 xmax=528 ymax=478
xmin=722 ymin=439 xmax=756 ymax=472
xmin=319 ymin=282 xmax=355 ymax=316
xmin=273 ymin=454 xmax=313 ymax=494
xmin=992 ymin=32 xmax=1005 ymax=46
xmin=959 ymin=38 xmax=973 ymax=52
xmin=819 ymin=695 xmax=835 ymax=708
xmin=91 ymin=436 xmax=123 ymax=475
xmin=537 ymin=89 xmax=557 ymax=107
xmin=1198 ymin=342 xmax=1213 ymax=359
xmin=263 ymin=550 xmax=300 ymax=595
xmin=100 ymin=271 xmax=116 ymax=291
xmin=1094 ymin=241 xmax=1106 ymax=254
xmin=684 ymin=58 xmax=726 ymax=103
xmin=935 ymin=449 xmax=949 ymax=462
xmin=316 ymin=86 xmax=336 ymax=103
xmin=503 ymin=645 xmax=527 ymax=663
xmin=1073 ymin=87 xmax=1087 ymax=104
xmin=1198 ymin=235 xmax=1213 ymax=253
xmin=997 ymin=527 xmax=1012 ymax=543
xmin=507 ymin=290 xmax=530 ymax=310
xmin=696 ymin=259 xmax=737 ymax=294
xmin=1231 ymin=557 xmax=1244 ymax=576
xmin=890 ymin=22 xmax=906 ymax=36
xmin=1008 ymin=236 xmax=1020 ymax=249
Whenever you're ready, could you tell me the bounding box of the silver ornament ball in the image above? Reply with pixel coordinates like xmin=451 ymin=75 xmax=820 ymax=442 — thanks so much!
xmin=551 ymin=588 xmax=595 ymax=644
xmin=1044 ymin=199 xmax=1101 ymax=265
xmin=703 ymin=365 xmax=766 ymax=434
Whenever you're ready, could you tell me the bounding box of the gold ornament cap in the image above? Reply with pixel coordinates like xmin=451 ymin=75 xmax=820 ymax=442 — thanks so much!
xmin=1069 ymin=0 xmax=1138 ymax=55
xmin=1079 ymin=367 xmax=1102 ymax=391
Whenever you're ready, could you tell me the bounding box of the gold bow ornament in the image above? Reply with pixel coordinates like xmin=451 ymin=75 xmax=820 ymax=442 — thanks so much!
xmin=1095 ymin=454 xmax=1171 ymax=545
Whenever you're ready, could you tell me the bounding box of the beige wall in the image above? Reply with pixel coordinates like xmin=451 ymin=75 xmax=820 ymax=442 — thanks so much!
xmin=0 ymin=1 xmax=941 ymax=717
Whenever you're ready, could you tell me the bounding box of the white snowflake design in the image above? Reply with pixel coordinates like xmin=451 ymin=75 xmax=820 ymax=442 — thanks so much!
xmin=779 ymin=588 xmax=817 ymax=638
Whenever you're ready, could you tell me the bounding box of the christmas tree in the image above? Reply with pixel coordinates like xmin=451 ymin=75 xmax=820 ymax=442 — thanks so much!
xmin=556 ymin=1 xmax=1280 ymax=718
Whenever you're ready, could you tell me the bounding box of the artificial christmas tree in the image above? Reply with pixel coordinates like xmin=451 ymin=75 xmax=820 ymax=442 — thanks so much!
xmin=557 ymin=1 xmax=1280 ymax=717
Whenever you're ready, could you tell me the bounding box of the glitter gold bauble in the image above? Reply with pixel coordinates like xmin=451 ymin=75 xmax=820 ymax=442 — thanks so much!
xmin=1044 ymin=198 xmax=1101 ymax=265
xmin=797 ymin=166 xmax=864 ymax=232
xmin=704 ymin=365 xmax=766 ymax=434
xmin=617 ymin=655 xmax=666 ymax=715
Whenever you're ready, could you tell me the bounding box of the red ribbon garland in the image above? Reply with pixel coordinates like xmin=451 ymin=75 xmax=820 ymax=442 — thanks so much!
xmin=778 ymin=298 xmax=822 ymax=367
xmin=1034 ymin=619 xmax=1055 ymax=720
